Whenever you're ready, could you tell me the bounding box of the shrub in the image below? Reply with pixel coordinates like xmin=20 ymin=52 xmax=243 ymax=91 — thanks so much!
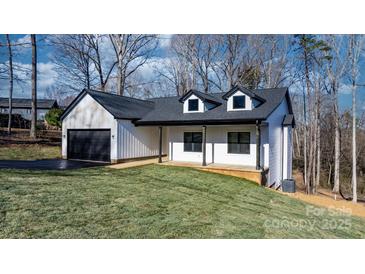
xmin=45 ymin=108 xmax=63 ymax=128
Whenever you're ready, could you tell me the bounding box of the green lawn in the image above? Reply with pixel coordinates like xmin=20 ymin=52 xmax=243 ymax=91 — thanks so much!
xmin=0 ymin=164 xmax=364 ymax=238
xmin=0 ymin=144 xmax=61 ymax=160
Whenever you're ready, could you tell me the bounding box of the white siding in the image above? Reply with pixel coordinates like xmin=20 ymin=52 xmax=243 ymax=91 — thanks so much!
xmin=117 ymin=121 xmax=167 ymax=159
xmin=0 ymin=107 xmax=49 ymax=120
xmin=260 ymin=124 xmax=269 ymax=168
xmin=287 ymin=126 xmax=293 ymax=179
xmin=282 ymin=126 xmax=288 ymax=179
xmin=183 ymin=94 xmax=204 ymax=113
xmin=226 ymin=90 xmax=261 ymax=112
xmin=266 ymin=100 xmax=289 ymax=186
xmin=61 ymin=94 xmax=118 ymax=160
xmin=282 ymin=126 xmax=293 ymax=180
xmin=168 ymin=125 xmax=256 ymax=166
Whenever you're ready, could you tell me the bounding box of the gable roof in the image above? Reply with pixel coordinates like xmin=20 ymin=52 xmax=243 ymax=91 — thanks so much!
xmin=60 ymin=89 xmax=154 ymax=121
xmin=221 ymin=85 xmax=266 ymax=102
xmin=179 ymin=89 xmax=222 ymax=105
xmin=61 ymin=87 xmax=293 ymax=126
xmin=0 ymin=97 xmax=58 ymax=109
xmin=135 ymin=87 xmax=291 ymax=126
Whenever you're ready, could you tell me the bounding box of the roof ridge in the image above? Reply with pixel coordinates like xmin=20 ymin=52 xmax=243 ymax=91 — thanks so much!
xmin=86 ymin=89 xmax=154 ymax=104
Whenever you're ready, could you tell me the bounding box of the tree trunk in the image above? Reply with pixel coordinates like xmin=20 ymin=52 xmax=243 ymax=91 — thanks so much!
xmin=303 ymin=88 xmax=308 ymax=194
xmin=316 ymin=108 xmax=321 ymax=190
xmin=294 ymin=128 xmax=301 ymax=158
xmin=303 ymin=47 xmax=310 ymax=194
xmin=117 ymin=58 xmax=125 ymax=96
xmin=332 ymin=92 xmax=340 ymax=195
xmin=30 ymin=34 xmax=37 ymax=139
xmin=352 ymin=79 xmax=357 ymax=203
xmin=86 ymin=60 xmax=91 ymax=89
xmin=6 ymin=34 xmax=13 ymax=135
xmin=327 ymin=163 xmax=332 ymax=186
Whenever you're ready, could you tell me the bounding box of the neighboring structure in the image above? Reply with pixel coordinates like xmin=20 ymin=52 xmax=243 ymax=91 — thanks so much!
xmin=0 ymin=98 xmax=58 ymax=120
xmin=61 ymin=85 xmax=295 ymax=187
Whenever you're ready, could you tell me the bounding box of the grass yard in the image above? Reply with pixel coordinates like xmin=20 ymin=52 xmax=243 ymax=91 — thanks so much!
xmin=1 ymin=164 xmax=365 ymax=238
xmin=0 ymin=144 xmax=61 ymax=160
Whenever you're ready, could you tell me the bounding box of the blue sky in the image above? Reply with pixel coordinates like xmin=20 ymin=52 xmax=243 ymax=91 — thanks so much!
xmin=0 ymin=34 xmax=364 ymax=114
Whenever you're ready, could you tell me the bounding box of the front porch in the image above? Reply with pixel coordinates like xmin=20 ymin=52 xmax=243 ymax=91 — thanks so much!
xmin=160 ymin=160 xmax=268 ymax=185
xmin=154 ymin=122 xmax=269 ymax=185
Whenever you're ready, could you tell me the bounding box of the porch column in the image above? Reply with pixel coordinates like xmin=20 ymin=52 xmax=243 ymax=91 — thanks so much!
xmin=158 ymin=126 xmax=163 ymax=163
xmin=202 ymin=125 xmax=207 ymax=166
xmin=256 ymin=120 xmax=261 ymax=170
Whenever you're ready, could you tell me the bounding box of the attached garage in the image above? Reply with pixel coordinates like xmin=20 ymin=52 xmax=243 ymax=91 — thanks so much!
xmin=61 ymin=89 xmax=162 ymax=164
xmin=67 ymin=129 xmax=111 ymax=162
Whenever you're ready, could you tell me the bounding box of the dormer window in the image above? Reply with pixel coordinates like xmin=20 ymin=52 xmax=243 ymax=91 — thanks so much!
xmin=188 ymin=99 xmax=199 ymax=111
xmin=180 ymin=90 xmax=221 ymax=113
xmin=233 ymin=95 xmax=245 ymax=109
xmin=223 ymin=85 xmax=266 ymax=112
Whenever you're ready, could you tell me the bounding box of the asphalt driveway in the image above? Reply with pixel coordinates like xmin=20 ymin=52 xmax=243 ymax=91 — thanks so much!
xmin=0 ymin=159 xmax=107 ymax=170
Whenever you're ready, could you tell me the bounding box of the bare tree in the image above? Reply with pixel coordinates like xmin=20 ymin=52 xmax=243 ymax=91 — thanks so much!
xmin=155 ymin=55 xmax=192 ymax=96
xmin=109 ymin=34 xmax=158 ymax=96
xmin=5 ymin=34 xmax=13 ymax=135
xmin=214 ymin=34 xmax=246 ymax=90
xmin=293 ymin=35 xmax=331 ymax=194
xmin=171 ymin=35 xmax=223 ymax=93
xmin=51 ymin=35 xmax=96 ymax=91
xmin=30 ymin=34 xmax=37 ymax=139
xmin=348 ymin=34 xmax=364 ymax=203
xmin=324 ymin=35 xmax=348 ymax=197
xmin=258 ymin=35 xmax=293 ymax=88
xmin=83 ymin=35 xmax=117 ymax=92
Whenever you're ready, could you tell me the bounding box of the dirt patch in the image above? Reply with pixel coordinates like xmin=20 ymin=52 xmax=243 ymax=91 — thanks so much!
xmin=287 ymin=170 xmax=365 ymax=219
xmin=0 ymin=127 xmax=61 ymax=146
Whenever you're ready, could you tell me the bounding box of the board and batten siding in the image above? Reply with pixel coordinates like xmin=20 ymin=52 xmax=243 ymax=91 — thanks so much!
xmin=266 ymin=99 xmax=289 ymax=186
xmin=117 ymin=120 xmax=167 ymax=160
xmin=260 ymin=124 xmax=269 ymax=169
xmin=62 ymin=93 xmax=118 ymax=160
xmin=282 ymin=126 xmax=293 ymax=180
xmin=168 ymin=125 xmax=257 ymax=166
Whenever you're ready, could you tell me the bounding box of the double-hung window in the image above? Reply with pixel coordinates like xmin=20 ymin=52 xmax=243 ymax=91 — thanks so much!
xmin=227 ymin=132 xmax=250 ymax=154
xmin=184 ymin=132 xmax=202 ymax=152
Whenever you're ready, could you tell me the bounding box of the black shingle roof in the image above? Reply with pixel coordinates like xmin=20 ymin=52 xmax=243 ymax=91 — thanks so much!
xmin=60 ymin=89 xmax=154 ymax=120
xmin=222 ymin=85 xmax=266 ymax=102
xmin=282 ymin=114 xmax=295 ymax=126
xmin=87 ymin=89 xmax=154 ymax=119
xmin=179 ymin=90 xmax=222 ymax=105
xmin=61 ymin=87 xmax=293 ymax=126
xmin=135 ymin=87 xmax=291 ymax=125
xmin=0 ymin=97 xmax=57 ymax=109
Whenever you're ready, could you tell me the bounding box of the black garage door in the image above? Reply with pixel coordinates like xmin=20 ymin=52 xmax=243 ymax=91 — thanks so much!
xmin=67 ymin=129 xmax=111 ymax=162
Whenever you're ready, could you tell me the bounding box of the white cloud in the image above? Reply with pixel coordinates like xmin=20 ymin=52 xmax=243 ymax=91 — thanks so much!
xmin=339 ymin=83 xmax=352 ymax=95
xmin=38 ymin=62 xmax=58 ymax=89
xmin=158 ymin=34 xmax=173 ymax=48
xmin=0 ymin=61 xmax=58 ymax=99
xmin=15 ymin=34 xmax=31 ymax=46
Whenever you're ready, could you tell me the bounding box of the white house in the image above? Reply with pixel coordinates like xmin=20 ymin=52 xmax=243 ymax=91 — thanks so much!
xmin=61 ymin=85 xmax=295 ymax=187
xmin=0 ymin=97 xmax=58 ymax=121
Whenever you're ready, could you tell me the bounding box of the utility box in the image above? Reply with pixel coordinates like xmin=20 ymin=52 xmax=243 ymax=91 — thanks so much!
xmin=282 ymin=179 xmax=296 ymax=193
